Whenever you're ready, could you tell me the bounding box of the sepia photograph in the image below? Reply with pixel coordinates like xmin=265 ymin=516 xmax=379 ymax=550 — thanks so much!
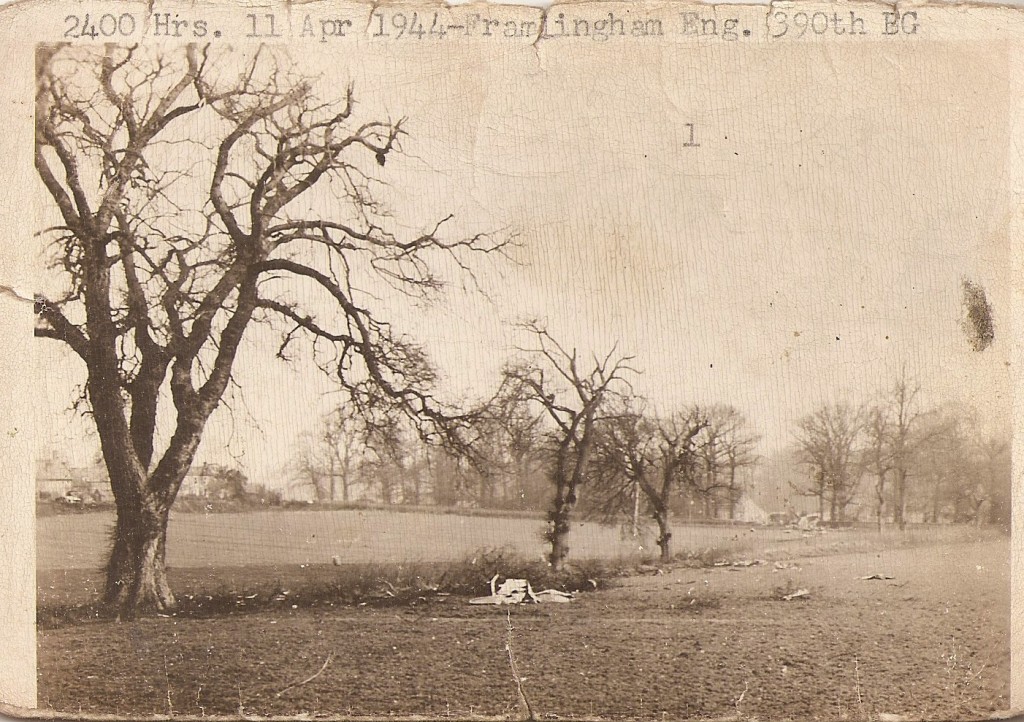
xmin=8 ymin=2 xmax=1021 ymax=718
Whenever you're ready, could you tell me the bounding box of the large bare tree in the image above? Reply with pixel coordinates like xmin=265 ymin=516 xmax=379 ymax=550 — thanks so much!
xmin=591 ymin=402 xmax=708 ymax=560
xmin=861 ymin=371 xmax=927 ymax=529
xmin=500 ymin=323 xmax=635 ymax=569
xmin=914 ymin=405 xmax=1011 ymax=526
xmin=882 ymin=371 xmax=923 ymax=530
xmin=490 ymin=385 xmax=549 ymax=509
xmin=792 ymin=403 xmax=864 ymax=522
xmin=863 ymin=405 xmax=894 ymax=531
xmin=694 ymin=405 xmax=760 ymax=519
xmin=34 ymin=44 xmax=504 ymax=616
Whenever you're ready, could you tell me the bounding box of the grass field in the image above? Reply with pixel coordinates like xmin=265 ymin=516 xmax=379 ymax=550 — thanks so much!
xmin=36 ymin=511 xmax=1010 ymax=720
xmin=38 ymin=508 xmax=646 ymax=570
xmin=36 ymin=507 xmax=990 ymax=570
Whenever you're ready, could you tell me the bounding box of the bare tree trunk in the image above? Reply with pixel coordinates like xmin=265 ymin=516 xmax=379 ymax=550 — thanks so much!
xmin=631 ymin=481 xmax=641 ymax=538
xmin=547 ymin=501 xmax=573 ymax=570
xmin=103 ymin=496 xmax=175 ymax=618
xmin=547 ymin=461 xmax=580 ymax=570
xmin=894 ymin=470 xmax=907 ymax=530
xmin=340 ymin=446 xmax=352 ymax=503
xmin=727 ymin=465 xmax=738 ymax=520
xmin=407 ymin=471 xmax=419 ymax=503
xmin=875 ymin=481 xmax=884 ymax=532
xmin=480 ymin=475 xmax=494 ymax=508
xmin=654 ymin=508 xmax=672 ymax=561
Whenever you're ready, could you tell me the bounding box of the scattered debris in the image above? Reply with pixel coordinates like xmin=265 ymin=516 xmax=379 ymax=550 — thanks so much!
xmin=534 ymin=589 xmax=574 ymax=603
xmin=469 ymin=575 xmax=575 ymax=605
xmin=796 ymin=514 xmax=821 ymax=531
xmin=859 ymin=573 xmax=895 ymax=581
xmin=781 ymin=588 xmax=810 ymax=601
xmin=715 ymin=559 xmax=765 ymax=569
xmin=637 ymin=564 xmax=664 ymax=575
xmin=878 ymin=714 xmax=911 ymax=722
xmin=773 ymin=561 xmax=802 ymax=572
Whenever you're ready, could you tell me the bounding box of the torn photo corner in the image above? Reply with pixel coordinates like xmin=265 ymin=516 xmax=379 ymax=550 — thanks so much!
xmin=0 ymin=0 xmax=1022 ymax=718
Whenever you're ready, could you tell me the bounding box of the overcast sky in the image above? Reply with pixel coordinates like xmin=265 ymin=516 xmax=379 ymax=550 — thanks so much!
xmin=36 ymin=41 xmax=1014 ymax=489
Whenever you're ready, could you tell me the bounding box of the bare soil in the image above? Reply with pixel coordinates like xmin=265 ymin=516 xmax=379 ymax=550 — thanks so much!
xmin=37 ymin=537 xmax=1008 ymax=720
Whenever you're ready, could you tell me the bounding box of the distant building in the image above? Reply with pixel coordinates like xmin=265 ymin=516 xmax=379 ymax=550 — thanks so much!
xmin=37 ymin=454 xmax=243 ymax=502
xmin=180 ymin=467 xmax=212 ymax=498
xmin=36 ymin=454 xmax=112 ymax=502
xmin=179 ymin=463 xmax=245 ymax=499
xmin=70 ymin=462 xmax=112 ymax=502
xmin=180 ymin=463 xmax=225 ymax=498
xmin=36 ymin=456 xmax=73 ymax=499
xmin=732 ymin=495 xmax=769 ymax=524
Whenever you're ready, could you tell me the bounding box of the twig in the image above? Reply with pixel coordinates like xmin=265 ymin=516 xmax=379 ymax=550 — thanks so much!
xmin=734 ymin=680 xmax=749 ymax=714
xmin=274 ymin=653 xmax=335 ymax=698
xmin=505 ymin=609 xmax=536 ymax=721
xmin=163 ymin=654 xmax=175 ymax=716
xmin=854 ymin=656 xmax=864 ymax=712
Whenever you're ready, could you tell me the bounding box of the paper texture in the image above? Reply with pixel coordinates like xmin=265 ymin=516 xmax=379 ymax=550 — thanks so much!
xmin=1 ymin=0 xmax=1022 ymax=717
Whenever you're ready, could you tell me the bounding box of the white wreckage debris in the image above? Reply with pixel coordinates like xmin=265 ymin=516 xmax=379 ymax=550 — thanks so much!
xmin=781 ymin=588 xmax=810 ymax=601
xmin=859 ymin=573 xmax=895 ymax=580
xmin=772 ymin=561 xmax=802 ymax=572
xmin=469 ymin=575 xmax=575 ymax=605
xmin=713 ymin=559 xmax=765 ymax=570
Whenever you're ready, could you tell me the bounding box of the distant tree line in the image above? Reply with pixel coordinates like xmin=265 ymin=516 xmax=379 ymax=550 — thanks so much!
xmin=296 ymin=358 xmax=1011 ymax=569
xmin=791 ymin=370 xmax=1010 ymax=529
xmin=293 ymin=323 xmax=763 ymax=566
